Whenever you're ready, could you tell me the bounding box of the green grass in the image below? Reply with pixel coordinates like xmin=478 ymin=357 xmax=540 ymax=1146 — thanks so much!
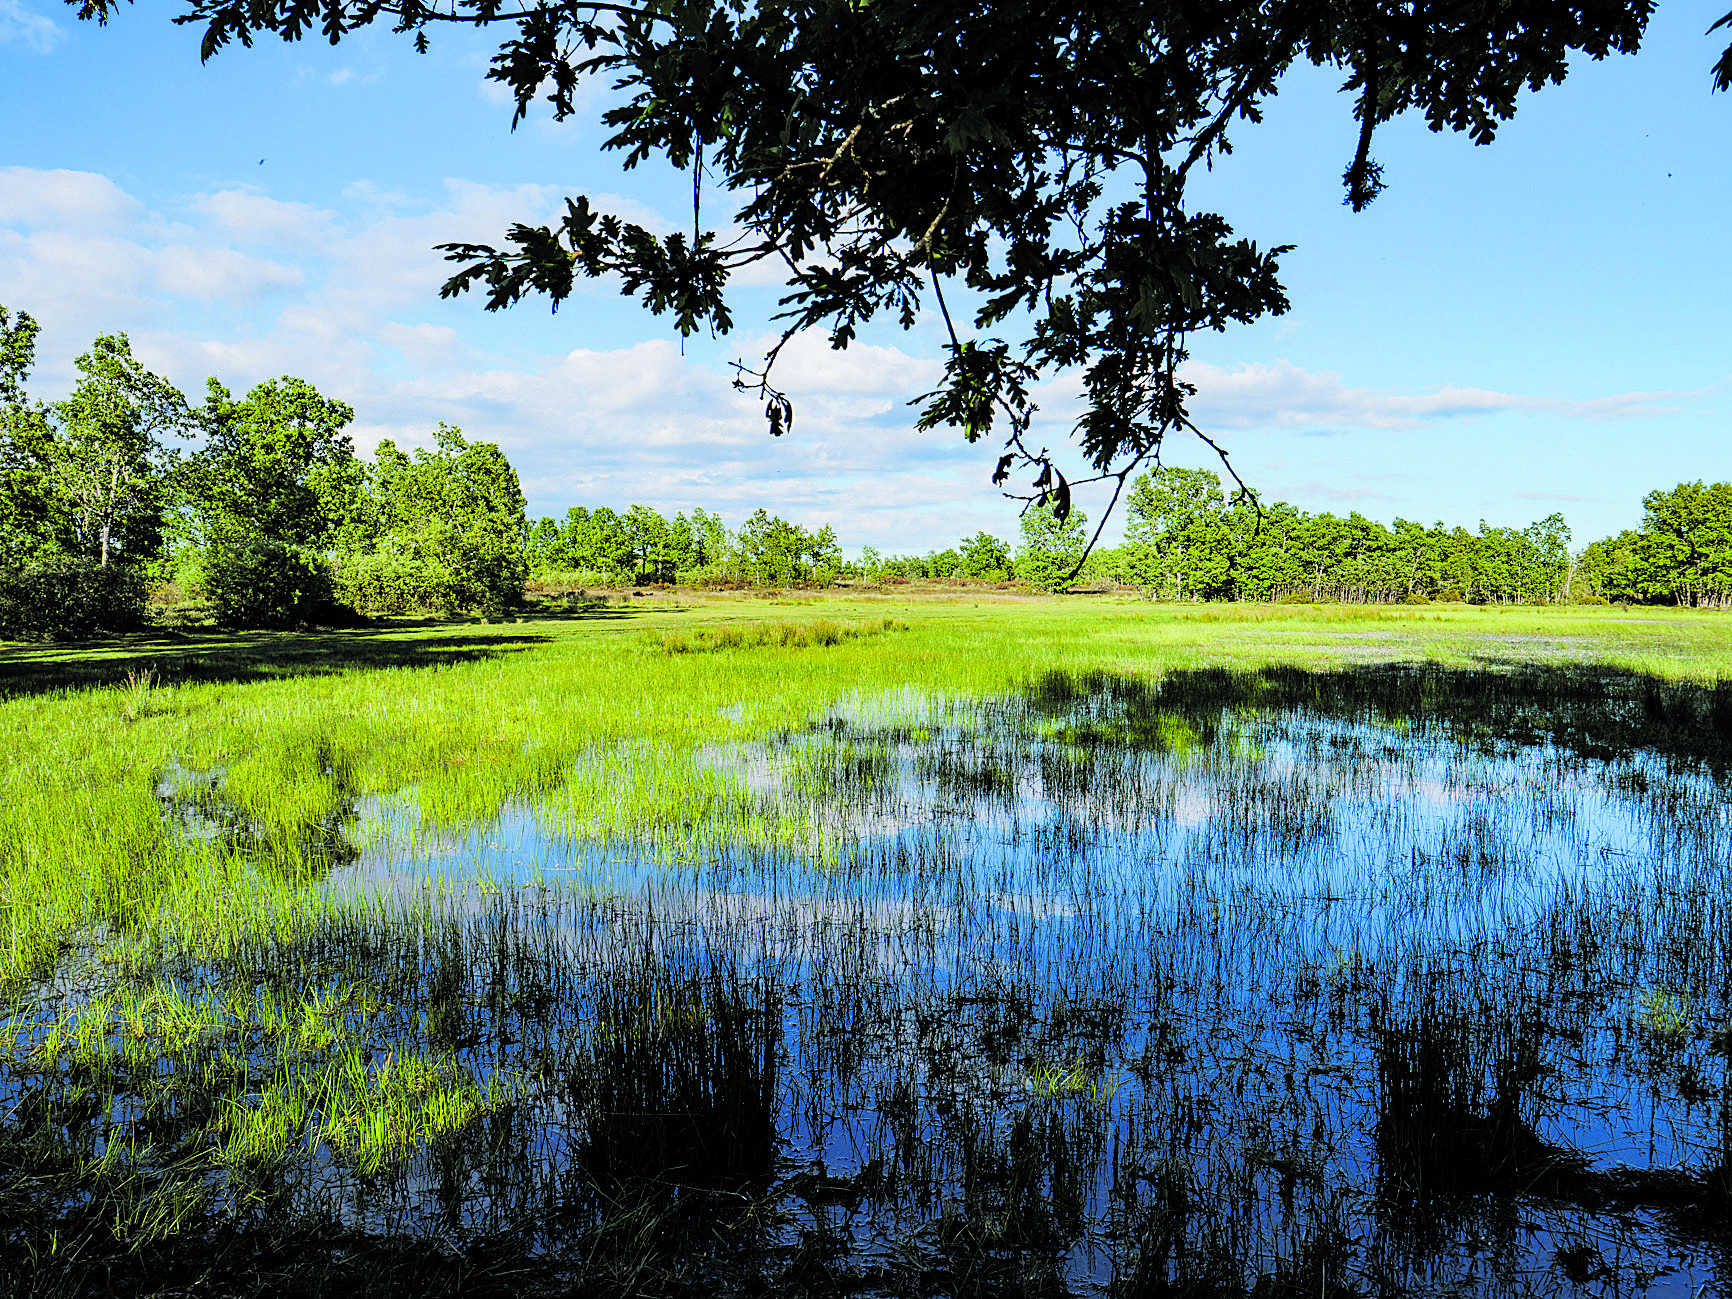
xmin=2 ymin=597 xmax=1727 ymax=995
xmin=2 ymin=594 xmax=1730 ymax=1293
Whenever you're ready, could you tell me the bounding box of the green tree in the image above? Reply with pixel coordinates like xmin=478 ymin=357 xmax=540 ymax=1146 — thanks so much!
xmin=126 ymin=0 xmax=1671 ymax=525
xmin=736 ymin=509 xmax=815 ymax=585
xmin=664 ymin=512 xmax=699 ymax=576
xmin=687 ymin=508 xmax=731 ymax=572
xmin=1228 ymin=497 xmax=1304 ymax=600
xmin=622 ymin=503 xmax=671 ymax=582
xmin=926 ymin=547 xmax=963 ymax=579
xmin=352 ymin=425 xmax=529 ymax=614
xmin=1390 ymin=518 xmax=1444 ymax=598
xmin=807 ymin=525 xmax=842 ymax=582
xmin=53 ymin=333 xmax=188 ymax=568
xmin=557 ymin=506 xmax=594 ymax=569
xmin=1015 ymin=501 xmax=1088 ymax=592
xmin=0 ymin=305 xmax=60 ymax=568
xmin=570 ymin=506 xmax=632 ymax=577
xmin=1122 ymin=468 xmax=1232 ymax=600
xmin=959 ymin=531 xmax=1011 ymax=580
xmin=525 ymin=516 xmax=564 ymax=573
xmin=1574 ymin=529 xmax=1643 ymax=602
xmin=1632 ymin=482 xmax=1732 ymax=607
xmin=190 ymin=377 xmax=361 ymax=547
xmin=1521 ymin=512 xmax=1573 ymax=603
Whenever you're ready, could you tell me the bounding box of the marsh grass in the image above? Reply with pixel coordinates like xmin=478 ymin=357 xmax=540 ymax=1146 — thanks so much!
xmin=649 ymin=614 xmax=910 ymax=656
xmin=3 ymin=601 xmax=1732 ymax=1294
xmin=118 ymin=664 xmax=162 ymax=723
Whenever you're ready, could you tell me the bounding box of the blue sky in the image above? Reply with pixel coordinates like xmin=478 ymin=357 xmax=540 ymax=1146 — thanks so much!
xmin=1 ymin=0 xmax=1728 ymax=554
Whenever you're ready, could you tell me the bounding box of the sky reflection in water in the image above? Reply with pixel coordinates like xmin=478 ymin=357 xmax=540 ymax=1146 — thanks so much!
xmin=305 ymin=675 xmax=1732 ymax=1296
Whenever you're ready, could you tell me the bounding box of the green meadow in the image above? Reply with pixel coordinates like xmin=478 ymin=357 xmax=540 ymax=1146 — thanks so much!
xmin=4 ymin=595 xmax=1732 ymax=1296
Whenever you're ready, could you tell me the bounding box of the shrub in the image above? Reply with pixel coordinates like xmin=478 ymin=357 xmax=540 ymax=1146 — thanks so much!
xmin=0 ymin=556 xmax=148 ymax=641
xmin=203 ymin=535 xmax=348 ymax=628
xmin=1400 ymin=592 xmax=1431 ymax=605
xmin=334 ymin=551 xmax=464 ymax=616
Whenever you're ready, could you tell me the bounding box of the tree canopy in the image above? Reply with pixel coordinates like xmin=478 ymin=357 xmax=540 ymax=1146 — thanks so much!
xmin=1104 ymin=466 xmax=1575 ymax=603
xmin=190 ymin=376 xmax=361 ymax=549
xmin=1577 ymin=481 xmax=1732 ymax=608
xmin=342 ymin=425 xmax=530 ymax=615
xmin=0 ymin=307 xmax=58 ymax=569
xmin=54 ymin=333 xmax=189 ymax=568
xmin=71 ymin=0 xmax=1714 ymax=542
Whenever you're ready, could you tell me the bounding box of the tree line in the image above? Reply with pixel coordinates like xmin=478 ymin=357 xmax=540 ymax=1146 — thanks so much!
xmin=525 ymin=505 xmax=841 ymax=588
xmin=1078 ymin=467 xmax=1576 ymax=604
xmin=1573 ymin=482 xmax=1732 ymax=609
xmin=565 ymin=469 xmax=1725 ymax=611
xmin=857 ymin=472 xmax=1574 ymax=603
xmin=1068 ymin=468 xmax=1730 ymax=607
xmin=0 ymin=305 xmax=528 ymax=634
xmin=2 ymin=303 xmax=1726 ymax=637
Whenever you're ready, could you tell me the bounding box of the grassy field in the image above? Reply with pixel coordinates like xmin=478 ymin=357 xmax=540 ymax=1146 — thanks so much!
xmin=3 ymin=594 xmax=1730 ymax=1295
xmin=4 ymin=593 xmax=1725 ymax=973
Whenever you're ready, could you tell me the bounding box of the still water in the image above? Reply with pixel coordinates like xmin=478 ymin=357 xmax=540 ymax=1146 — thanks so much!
xmin=272 ymin=667 xmax=1732 ymax=1297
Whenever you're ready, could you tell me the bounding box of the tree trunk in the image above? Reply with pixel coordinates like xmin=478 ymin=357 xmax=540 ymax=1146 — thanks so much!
xmin=101 ymin=457 xmax=121 ymax=568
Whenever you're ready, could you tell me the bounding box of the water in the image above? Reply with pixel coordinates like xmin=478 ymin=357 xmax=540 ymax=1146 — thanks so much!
xmin=25 ymin=665 xmax=1732 ymax=1295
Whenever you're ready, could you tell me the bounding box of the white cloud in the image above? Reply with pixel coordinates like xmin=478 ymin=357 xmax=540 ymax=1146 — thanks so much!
xmin=0 ymin=167 xmax=139 ymax=231
xmin=192 ymin=190 xmax=335 ymax=249
xmin=773 ymin=331 xmax=940 ymax=398
xmin=0 ymin=227 xmax=160 ymax=337
xmin=153 ymin=245 xmax=304 ymax=301
xmin=0 ymin=166 xmax=1690 ymax=553
xmin=1181 ymin=358 xmax=1680 ymax=431
xmin=0 ymin=0 xmax=61 ymax=52
xmin=0 ymin=167 xmax=988 ymax=542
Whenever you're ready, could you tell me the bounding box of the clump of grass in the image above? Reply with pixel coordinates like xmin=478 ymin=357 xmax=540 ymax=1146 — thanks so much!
xmin=118 ymin=666 xmax=161 ymax=723
xmin=540 ymin=743 xmax=808 ymax=854
xmin=1026 ymin=1057 xmax=1120 ymax=1105
xmin=1637 ymin=987 xmax=1692 ymax=1042
xmin=314 ymin=1047 xmax=488 ymax=1175
xmin=647 ymin=615 xmax=909 ymax=656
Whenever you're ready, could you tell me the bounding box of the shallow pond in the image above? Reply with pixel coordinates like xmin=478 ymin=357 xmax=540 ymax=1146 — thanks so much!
xmin=17 ymin=665 xmax=1732 ymax=1296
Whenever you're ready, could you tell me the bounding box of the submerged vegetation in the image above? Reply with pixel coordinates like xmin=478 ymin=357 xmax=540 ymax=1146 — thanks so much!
xmin=3 ymin=600 xmax=1732 ymax=1295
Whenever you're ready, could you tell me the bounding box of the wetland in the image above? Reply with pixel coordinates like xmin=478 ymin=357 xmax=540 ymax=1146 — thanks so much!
xmin=3 ymin=599 xmax=1731 ymax=1297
